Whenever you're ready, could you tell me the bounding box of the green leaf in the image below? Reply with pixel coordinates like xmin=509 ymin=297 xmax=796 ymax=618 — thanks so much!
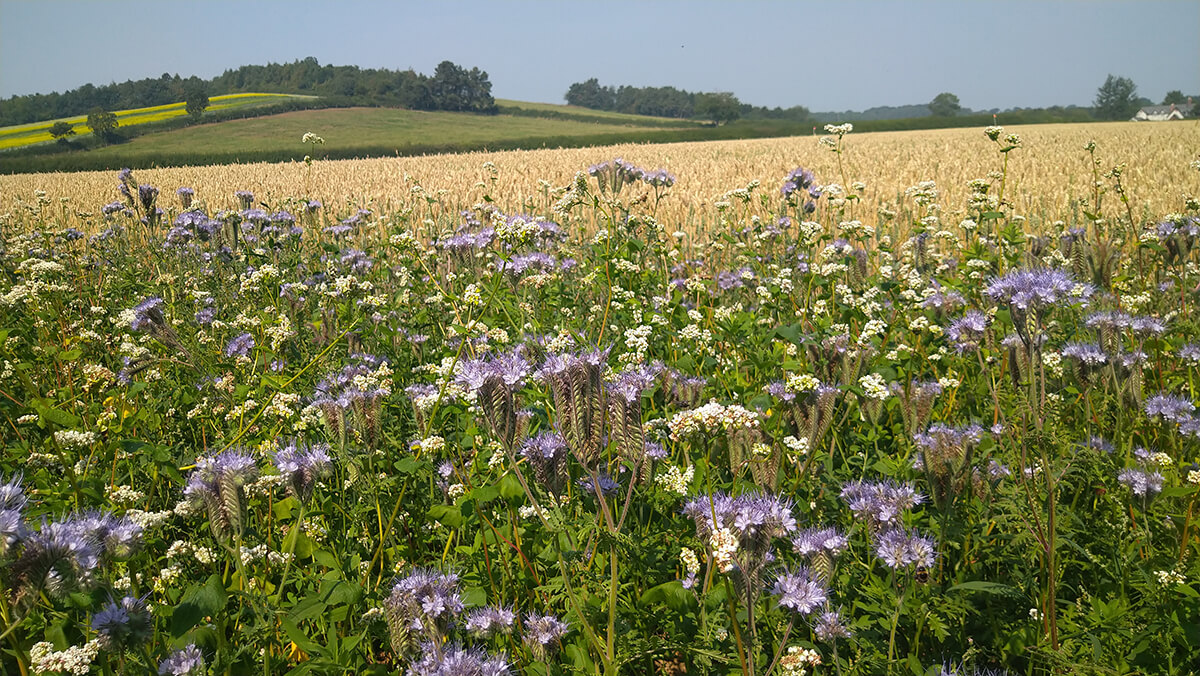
xmin=35 ymin=402 xmax=81 ymax=429
xmin=171 ymin=574 xmax=227 ymax=638
xmin=281 ymin=617 xmax=324 ymax=656
xmin=428 ymin=504 xmax=464 ymax=528
xmin=498 ymin=473 xmax=525 ymax=501
xmin=288 ymin=597 xmax=328 ymax=623
xmin=393 ymin=456 xmax=424 ymax=474
xmin=320 ymin=579 xmax=362 ymax=607
xmin=314 ymin=549 xmax=339 ymax=569
xmin=639 ymin=580 xmax=696 ymax=612
xmin=773 ymin=322 xmax=805 ymax=348
xmin=469 ymin=485 xmax=500 ymax=504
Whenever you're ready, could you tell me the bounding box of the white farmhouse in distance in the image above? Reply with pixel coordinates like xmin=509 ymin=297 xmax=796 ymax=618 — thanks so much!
xmin=1132 ymin=99 xmax=1193 ymax=121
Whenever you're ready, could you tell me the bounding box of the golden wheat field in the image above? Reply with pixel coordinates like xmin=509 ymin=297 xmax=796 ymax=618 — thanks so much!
xmin=2 ymin=121 xmax=1197 ymax=234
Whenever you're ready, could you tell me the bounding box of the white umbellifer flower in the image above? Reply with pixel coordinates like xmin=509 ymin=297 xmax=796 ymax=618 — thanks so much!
xmin=1148 ymin=452 xmax=1172 ymax=468
xmin=656 ymin=464 xmax=695 ymax=496
xmin=710 ymin=527 xmax=738 ymax=573
xmin=411 ymin=435 xmax=445 ymax=454
xmin=1156 ymin=569 xmax=1185 ymax=586
xmin=783 ymin=436 xmax=810 ymax=457
xmin=107 ymin=484 xmax=144 ymax=503
xmin=667 ymin=401 xmax=759 ymax=441
xmin=54 ymin=429 xmax=97 ymax=449
xmin=785 ymin=374 xmax=820 ymax=393
xmin=30 ymin=640 xmax=102 ymax=676
xmin=680 ymin=547 xmax=700 ymax=576
xmin=859 ymin=374 xmax=890 ymax=401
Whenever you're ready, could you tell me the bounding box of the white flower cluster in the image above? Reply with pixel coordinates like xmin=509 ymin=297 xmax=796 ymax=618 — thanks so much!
xmin=495 ymin=215 xmax=541 ymax=245
xmin=680 ymin=547 xmax=700 ymax=576
xmin=679 ymin=324 xmax=712 ymax=344
xmin=622 ymin=324 xmax=653 ymax=364
xmin=225 ymin=399 xmax=258 ymax=421
xmin=859 ymin=374 xmax=890 ymax=401
xmin=1146 ymin=451 xmax=1173 ymax=468
xmin=783 ymin=435 xmax=810 ymax=457
xmin=463 ymin=283 xmax=483 ymax=307
xmin=667 ymin=401 xmax=759 ymax=441
xmin=240 ymin=544 xmax=268 ymax=566
xmin=107 ymin=484 xmax=144 ymax=504
xmin=779 ymin=646 xmax=822 ymax=676
xmin=266 ymin=313 xmax=294 ymax=351
xmin=412 ymin=435 xmax=445 ymax=454
xmin=859 ymin=318 xmax=888 ymax=345
xmin=656 ymin=464 xmax=695 ymax=495
xmin=263 ymin=392 xmax=301 ymax=419
xmin=240 ymin=264 xmax=280 ymax=294
xmin=1156 ymin=569 xmax=1186 ymax=586
xmin=785 ymin=373 xmax=820 ymax=393
xmin=30 ymin=640 xmax=102 ymax=676
xmin=54 ymin=429 xmax=97 ymax=449
xmin=710 ymin=527 xmax=738 ymax=573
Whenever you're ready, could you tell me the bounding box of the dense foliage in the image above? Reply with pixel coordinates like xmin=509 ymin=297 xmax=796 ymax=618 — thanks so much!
xmin=0 ymin=58 xmax=496 ymax=127
xmin=564 ymin=78 xmax=812 ymax=122
xmin=0 ymin=127 xmax=1199 ymax=676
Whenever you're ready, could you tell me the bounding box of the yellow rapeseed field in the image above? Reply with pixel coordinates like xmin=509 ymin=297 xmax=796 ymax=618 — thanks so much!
xmin=2 ymin=121 xmax=1197 ymax=234
xmin=0 ymin=94 xmax=308 ymax=150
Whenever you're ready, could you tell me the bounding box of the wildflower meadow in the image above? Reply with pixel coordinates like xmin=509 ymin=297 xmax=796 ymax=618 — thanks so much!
xmin=1 ymin=123 xmax=1199 ymax=676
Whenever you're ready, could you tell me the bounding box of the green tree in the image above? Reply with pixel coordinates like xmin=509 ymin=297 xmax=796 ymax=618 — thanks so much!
xmin=48 ymin=121 xmax=75 ymax=143
xmin=565 ymin=78 xmax=616 ymax=110
xmin=694 ymin=92 xmax=741 ymax=125
xmin=929 ymin=92 xmax=962 ymax=117
xmin=1094 ymin=74 xmax=1139 ymax=120
xmin=184 ymin=78 xmax=209 ymax=121
xmin=1163 ymin=90 xmax=1186 ymax=105
xmin=86 ymin=107 xmax=118 ymax=141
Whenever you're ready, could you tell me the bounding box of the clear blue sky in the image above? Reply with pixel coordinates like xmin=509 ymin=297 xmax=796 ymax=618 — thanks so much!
xmin=1 ymin=0 xmax=1197 ymax=111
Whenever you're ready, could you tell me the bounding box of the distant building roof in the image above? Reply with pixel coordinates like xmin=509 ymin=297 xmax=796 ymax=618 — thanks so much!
xmin=1132 ymin=101 xmax=1193 ymax=121
xmin=1138 ymin=103 xmax=1193 ymax=116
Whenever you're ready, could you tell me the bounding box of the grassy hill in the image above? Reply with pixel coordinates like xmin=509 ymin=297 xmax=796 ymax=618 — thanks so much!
xmin=0 ymin=93 xmax=313 ymax=150
xmin=0 ymin=103 xmax=764 ymax=174
xmin=494 ymin=99 xmax=701 ymax=127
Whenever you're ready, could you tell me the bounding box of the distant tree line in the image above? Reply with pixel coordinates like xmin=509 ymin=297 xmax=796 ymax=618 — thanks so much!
xmin=0 ymin=58 xmax=496 ymax=127
xmin=564 ymin=78 xmax=811 ymax=123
